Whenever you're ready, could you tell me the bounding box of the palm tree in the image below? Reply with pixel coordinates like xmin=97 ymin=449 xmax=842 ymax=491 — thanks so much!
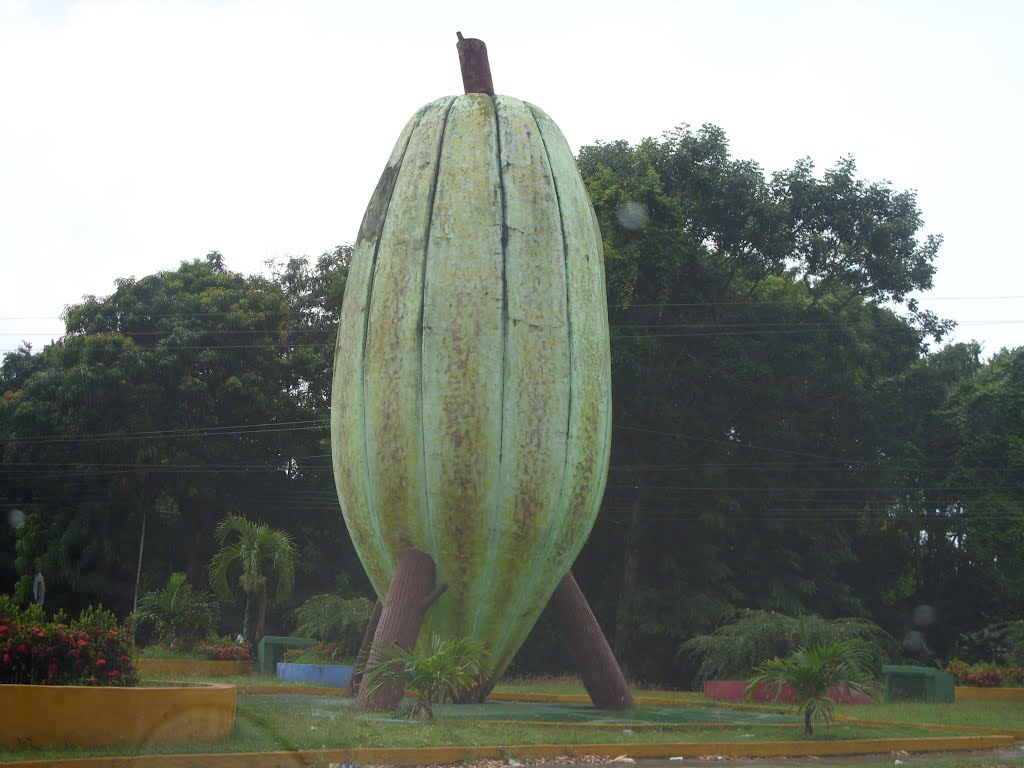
xmin=131 ymin=571 xmax=219 ymax=649
xmin=207 ymin=514 xmax=298 ymax=644
xmin=363 ymin=633 xmax=491 ymax=719
xmin=747 ymin=640 xmax=879 ymax=735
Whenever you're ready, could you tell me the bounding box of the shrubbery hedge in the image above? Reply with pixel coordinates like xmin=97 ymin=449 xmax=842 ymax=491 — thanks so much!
xmin=136 ymin=638 xmax=252 ymax=662
xmin=0 ymin=603 xmax=138 ymax=686
xmin=946 ymin=659 xmax=1024 ymax=687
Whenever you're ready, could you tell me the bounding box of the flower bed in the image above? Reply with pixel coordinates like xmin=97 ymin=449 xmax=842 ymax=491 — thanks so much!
xmin=0 ymin=681 xmax=236 ymax=748
xmin=0 ymin=608 xmax=137 ymax=686
xmin=136 ymin=658 xmax=251 ymax=677
xmin=703 ymin=680 xmax=874 ymax=705
xmin=136 ymin=639 xmax=252 ymax=662
xmin=945 ymin=659 xmax=1024 ymax=687
xmin=135 ymin=639 xmax=252 ymax=676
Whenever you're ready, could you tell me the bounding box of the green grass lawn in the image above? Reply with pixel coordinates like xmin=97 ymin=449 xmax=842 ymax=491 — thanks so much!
xmin=495 ymin=674 xmax=704 ymax=701
xmin=843 ymin=700 xmax=1024 ymax=731
xmin=0 ymin=693 xmax=973 ymax=764
xmin=2 ymin=675 xmax=1022 ymax=764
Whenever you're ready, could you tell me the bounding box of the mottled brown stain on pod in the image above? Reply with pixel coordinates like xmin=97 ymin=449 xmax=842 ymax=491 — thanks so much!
xmin=364 ymin=97 xmax=455 ymax=569
xmin=487 ymin=103 xmax=611 ymax=673
xmin=478 ymin=96 xmax=570 ymax=662
xmin=333 ymin=102 xmax=434 ymax=598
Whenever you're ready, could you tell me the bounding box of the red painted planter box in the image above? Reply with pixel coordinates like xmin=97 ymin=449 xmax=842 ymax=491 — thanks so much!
xmin=703 ymin=680 xmax=873 ymax=705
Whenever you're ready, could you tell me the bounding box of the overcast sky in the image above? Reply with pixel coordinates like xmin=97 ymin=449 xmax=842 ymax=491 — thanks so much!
xmin=1 ymin=0 xmax=1021 ymax=360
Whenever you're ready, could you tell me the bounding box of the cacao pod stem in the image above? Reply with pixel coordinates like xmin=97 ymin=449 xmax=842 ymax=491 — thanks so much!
xmin=456 ymin=32 xmax=494 ymax=96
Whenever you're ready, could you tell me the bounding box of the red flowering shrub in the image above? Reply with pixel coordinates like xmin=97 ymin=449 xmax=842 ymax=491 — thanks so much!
xmin=945 ymin=659 xmax=1023 ymax=688
xmin=945 ymin=659 xmax=970 ymax=685
xmin=195 ymin=641 xmax=251 ymax=662
xmin=0 ymin=605 xmax=138 ymax=686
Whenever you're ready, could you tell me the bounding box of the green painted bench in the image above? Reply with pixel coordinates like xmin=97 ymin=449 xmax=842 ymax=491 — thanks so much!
xmin=256 ymin=635 xmax=317 ymax=674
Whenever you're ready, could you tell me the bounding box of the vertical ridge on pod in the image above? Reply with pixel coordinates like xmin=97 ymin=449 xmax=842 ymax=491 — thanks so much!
xmin=417 ymin=97 xmax=458 ymax=616
xmin=364 ymin=95 xmax=457 ymax=588
xmin=421 ymin=94 xmax=504 ymax=644
xmin=474 ymin=91 xmax=508 ymax=643
xmin=489 ymin=98 xmax=573 ymax=674
xmin=514 ymin=102 xmax=611 ymax=661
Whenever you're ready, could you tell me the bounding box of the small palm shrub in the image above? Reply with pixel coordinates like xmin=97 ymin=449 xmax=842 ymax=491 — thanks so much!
xmin=288 ymin=594 xmax=373 ymax=657
xmin=748 ymin=640 xmax=879 ymax=735
xmin=131 ymin=572 xmax=220 ymax=650
xmin=363 ymin=633 xmax=491 ymax=719
xmin=679 ymin=610 xmax=895 ymax=684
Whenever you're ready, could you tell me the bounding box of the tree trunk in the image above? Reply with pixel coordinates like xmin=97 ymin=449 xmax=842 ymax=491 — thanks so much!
xmin=551 ymin=571 xmax=635 ymax=710
xmin=242 ymin=594 xmax=252 ymax=643
xmin=133 ymin=508 xmax=147 ymax=614
xmin=357 ymin=548 xmax=447 ymax=712
xmin=804 ymin=708 xmax=813 ymax=735
xmin=349 ymin=600 xmax=383 ymax=696
xmin=254 ymin=579 xmax=268 ymax=646
xmin=613 ymin=494 xmax=642 ymax=663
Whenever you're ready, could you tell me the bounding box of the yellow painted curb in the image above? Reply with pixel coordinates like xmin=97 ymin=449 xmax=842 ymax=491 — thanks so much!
xmin=477 ymin=719 xmax=804 ymax=730
xmin=0 ymin=683 xmax=236 ymax=749
xmin=956 ymin=685 xmax=1024 ymax=702
xmin=136 ymin=660 xmax=251 ymax=677
xmin=238 ymin=684 xmax=348 ymax=696
xmin=4 ymin=735 xmax=1015 ymax=768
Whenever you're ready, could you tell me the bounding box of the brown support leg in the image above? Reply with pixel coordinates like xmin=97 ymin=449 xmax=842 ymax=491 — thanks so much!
xmin=550 ymin=571 xmax=635 ymax=710
xmin=347 ymin=599 xmax=383 ymax=697
xmin=356 ymin=548 xmax=447 ymax=711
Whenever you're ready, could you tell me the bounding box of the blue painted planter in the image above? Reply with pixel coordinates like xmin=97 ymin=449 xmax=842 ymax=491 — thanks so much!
xmin=276 ymin=662 xmax=354 ymax=688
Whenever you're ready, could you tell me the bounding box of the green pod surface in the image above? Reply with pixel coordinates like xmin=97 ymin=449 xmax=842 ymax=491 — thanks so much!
xmin=331 ymin=93 xmax=611 ymax=677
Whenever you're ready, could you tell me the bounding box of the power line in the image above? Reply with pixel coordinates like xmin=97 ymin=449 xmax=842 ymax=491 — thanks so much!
xmin=0 ymin=294 xmax=1021 ymax=323
xmin=3 ymin=419 xmax=328 ymax=445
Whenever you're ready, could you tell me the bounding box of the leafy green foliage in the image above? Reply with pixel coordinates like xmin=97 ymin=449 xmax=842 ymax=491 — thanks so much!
xmin=287 ymin=594 xmax=372 ymax=655
xmin=363 ymin=633 xmax=491 ymax=719
xmin=282 ymin=643 xmax=350 ymax=665
xmin=0 ymin=251 xmax=362 ymax=620
xmin=0 ymin=593 xmax=45 ymax=626
xmin=956 ymin=621 xmax=1024 ymax=665
xmin=679 ymin=610 xmax=895 ymax=683
xmin=747 ymin=640 xmax=879 ymax=734
xmin=574 ymin=126 xmax=949 ymax=682
xmin=130 ymin=572 xmax=219 ymax=649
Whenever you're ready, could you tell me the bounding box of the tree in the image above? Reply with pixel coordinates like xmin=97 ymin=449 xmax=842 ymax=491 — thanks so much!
xmin=0 ymin=254 xmax=339 ymax=616
xmin=130 ymin=571 xmax=219 ymax=649
xmin=208 ymin=513 xmax=298 ymax=644
xmin=747 ymin=640 xmax=879 ymax=735
xmin=680 ymin=610 xmax=896 ymax=684
xmin=362 ymin=633 xmax=491 ymax=720
xmin=572 ymin=125 xmax=949 ymax=682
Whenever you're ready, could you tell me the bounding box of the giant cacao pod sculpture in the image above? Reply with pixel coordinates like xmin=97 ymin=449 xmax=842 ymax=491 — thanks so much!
xmin=331 ymin=37 xmax=611 ymax=680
